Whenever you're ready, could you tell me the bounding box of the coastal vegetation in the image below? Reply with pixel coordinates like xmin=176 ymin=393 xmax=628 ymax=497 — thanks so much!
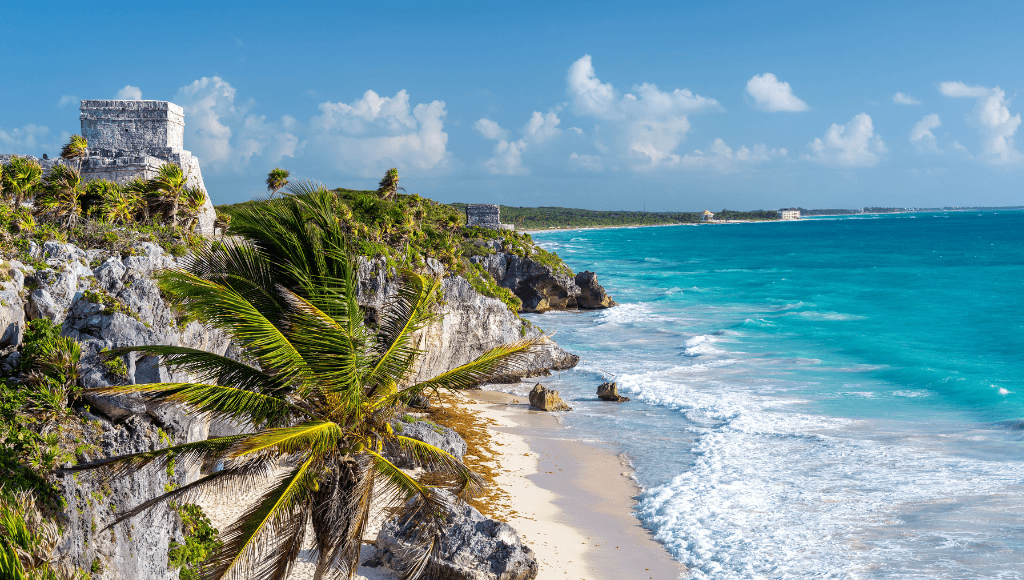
xmin=0 ymin=140 xmax=211 ymax=264
xmin=68 ymin=186 xmax=545 ymax=579
xmin=453 ymin=204 xmax=783 ymax=229
xmin=218 ymin=173 xmax=573 ymax=313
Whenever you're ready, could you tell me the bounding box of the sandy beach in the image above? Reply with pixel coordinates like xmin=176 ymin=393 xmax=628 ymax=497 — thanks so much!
xmin=194 ymin=388 xmax=682 ymax=580
xmin=458 ymin=389 xmax=683 ymax=580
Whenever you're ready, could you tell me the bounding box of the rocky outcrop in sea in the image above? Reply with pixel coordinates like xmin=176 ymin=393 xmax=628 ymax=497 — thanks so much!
xmin=469 ymin=244 xmax=616 ymax=313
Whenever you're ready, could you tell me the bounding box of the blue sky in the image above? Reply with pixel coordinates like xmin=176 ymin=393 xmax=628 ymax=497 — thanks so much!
xmin=2 ymin=1 xmax=1023 ymax=210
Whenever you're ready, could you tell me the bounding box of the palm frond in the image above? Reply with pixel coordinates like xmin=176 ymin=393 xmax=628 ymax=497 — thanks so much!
xmin=101 ymin=457 xmax=277 ymax=530
xmin=227 ymin=421 xmax=344 ymax=459
xmin=395 ymin=436 xmax=484 ymax=498
xmin=105 ymin=345 xmax=293 ymax=399
xmin=206 ymin=454 xmax=318 ymax=580
xmin=409 ymin=337 xmax=547 ymax=395
xmin=81 ymin=382 xmax=303 ymax=428
xmin=64 ymin=435 xmax=248 ymax=478
xmin=365 ymin=271 xmax=440 ymax=394
xmin=154 ymin=270 xmax=308 ymax=378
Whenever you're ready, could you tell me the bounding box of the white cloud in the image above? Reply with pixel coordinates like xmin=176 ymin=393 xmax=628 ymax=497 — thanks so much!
xmin=746 ymin=73 xmax=809 ymax=112
xmin=473 ymin=118 xmax=507 ymax=140
xmin=668 ymin=139 xmax=787 ymax=172
xmin=893 ymin=92 xmax=921 ymax=105
xmin=115 ymin=85 xmax=143 ymax=100
xmin=568 ymin=152 xmax=604 ymax=172
xmin=566 ymin=55 xmax=720 ymax=169
xmin=58 ymin=95 xmax=78 ymax=107
xmin=0 ymin=124 xmax=65 ymax=152
xmin=522 ymin=111 xmax=561 ymax=143
xmin=175 ymin=76 xmax=298 ymax=170
xmin=804 ymin=113 xmax=886 ymax=167
xmin=911 ymin=114 xmax=941 ymax=150
xmin=939 ymin=82 xmax=1022 ymax=165
xmin=485 ymin=139 xmax=529 ymax=175
xmin=309 ymin=89 xmax=449 ymax=176
xmin=938 ymin=82 xmax=990 ymax=99
xmin=476 ymin=111 xmax=562 ymax=174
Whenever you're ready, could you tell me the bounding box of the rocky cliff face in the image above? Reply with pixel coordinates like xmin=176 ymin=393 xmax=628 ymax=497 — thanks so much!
xmin=357 ymin=258 xmax=579 ymax=383
xmin=0 ymin=241 xmax=581 ymax=578
xmin=469 ymin=247 xmax=616 ymax=313
xmin=1 ymin=240 xmax=227 ymax=579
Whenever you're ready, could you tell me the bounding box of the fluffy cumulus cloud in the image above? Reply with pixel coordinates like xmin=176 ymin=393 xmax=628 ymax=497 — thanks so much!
xmin=939 ymin=81 xmax=1022 ymax=165
xmin=911 ymin=114 xmax=941 ymax=150
xmin=174 ymin=76 xmax=298 ymax=170
xmin=746 ymin=73 xmax=809 ymax=112
xmin=893 ymin=92 xmax=921 ymax=106
xmin=474 ymin=111 xmax=563 ymax=175
xmin=309 ymin=89 xmax=449 ymax=177
xmin=672 ymin=139 xmax=787 ymax=172
xmin=115 ymin=85 xmax=143 ymax=100
xmin=473 ymin=118 xmax=507 ymax=141
xmin=804 ymin=113 xmax=886 ymax=167
xmin=566 ymin=55 xmax=723 ymax=169
xmin=58 ymin=95 xmax=78 ymax=107
xmin=522 ymin=111 xmax=561 ymax=143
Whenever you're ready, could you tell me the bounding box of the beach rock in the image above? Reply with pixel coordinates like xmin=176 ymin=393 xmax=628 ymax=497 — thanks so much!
xmin=575 ymin=271 xmax=617 ymax=309
xmin=528 ymin=383 xmax=571 ymax=412
xmin=386 ymin=417 xmax=468 ymax=469
xmin=375 ymin=489 xmax=539 ymax=580
xmin=596 ymin=381 xmax=630 ymax=402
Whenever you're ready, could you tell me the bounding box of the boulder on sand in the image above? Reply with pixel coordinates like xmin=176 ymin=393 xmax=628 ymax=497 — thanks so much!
xmin=374 ymin=489 xmax=539 ymax=580
xmin=528 ymin=383 xmax=571 ymax=412
xmin=596 ymin=381 xmax=630 ymax=402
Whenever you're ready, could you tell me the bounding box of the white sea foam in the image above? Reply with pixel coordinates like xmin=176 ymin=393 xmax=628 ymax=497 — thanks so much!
xmin=786 ymin=311 xmax=867 ymax=321
xmin=593 ymin=302 xmax=661 ymax=325
xmin=682 ymin=334 xmax=718 ymax=357
xmin=631 ymin=387 xmax=1024 ymax=579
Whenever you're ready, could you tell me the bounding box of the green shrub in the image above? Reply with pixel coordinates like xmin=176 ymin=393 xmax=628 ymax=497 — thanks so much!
xmin=168 ymin=503 xmax=221 ymax=580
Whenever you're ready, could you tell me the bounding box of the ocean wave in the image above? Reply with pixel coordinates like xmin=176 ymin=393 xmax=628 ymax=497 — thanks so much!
xmin=785 ymin=311 xmax=867 ymax=321
xmin=681 ymin=334 xmax=719 ymax=357
xmin=634 ymin=407 xmax=1024 ymax=579
xmin=593 ymin=302 xmax=663 ymax=325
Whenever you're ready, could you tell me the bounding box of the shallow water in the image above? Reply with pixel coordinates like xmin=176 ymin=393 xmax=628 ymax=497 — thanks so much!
xmin=503 ymin=212 xmax=1024 ymax=579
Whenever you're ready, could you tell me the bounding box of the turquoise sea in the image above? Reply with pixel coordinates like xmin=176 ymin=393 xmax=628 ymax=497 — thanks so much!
xmin=513 ymin=211 xmax=1024 ymax=579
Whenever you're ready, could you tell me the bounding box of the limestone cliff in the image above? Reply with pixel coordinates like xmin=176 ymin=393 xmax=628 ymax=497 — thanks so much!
xmin=0 ymin=240 xmax=578 ymax=578
xmin=470 ymin=246 xmax=616 ymax=313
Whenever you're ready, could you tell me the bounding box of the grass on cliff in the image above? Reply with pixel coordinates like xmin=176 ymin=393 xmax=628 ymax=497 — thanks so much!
xmin=217 ymin=182 xmax=576 ymax=312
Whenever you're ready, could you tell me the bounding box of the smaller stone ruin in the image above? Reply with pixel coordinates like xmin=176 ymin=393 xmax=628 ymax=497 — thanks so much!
xmin=465 ymin=203 xmax=514 ymax=230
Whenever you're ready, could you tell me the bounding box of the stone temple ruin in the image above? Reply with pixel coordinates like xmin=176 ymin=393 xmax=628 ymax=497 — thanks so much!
xmin=465 ymin=203 xmax=514 ymax=230
xmin=0 ymin=99 xmax=216 ymax=234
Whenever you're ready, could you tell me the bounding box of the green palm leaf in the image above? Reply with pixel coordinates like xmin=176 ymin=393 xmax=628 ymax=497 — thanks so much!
xmin=227 ymin=421 xmax=344 ymax=458
xmin=82 ymin=382 xmax=303 ymax=428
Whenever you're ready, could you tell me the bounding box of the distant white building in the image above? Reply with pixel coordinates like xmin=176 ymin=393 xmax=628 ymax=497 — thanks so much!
xmin=701 ymin=210 xmax=715 ymax=222
xmin=779 ymin=210 xmax=801 ymax=220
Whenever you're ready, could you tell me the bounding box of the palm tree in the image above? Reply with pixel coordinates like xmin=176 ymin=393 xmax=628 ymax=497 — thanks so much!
xmin=34 ymin=165 xmax=83 ymax=229
xmin=266 ymin=168 xmax=289 ymax=197
xmin=377 ymin=168 xmax=404 ymax=201
xmin=2 ymin=157 xmax=44 ymax=205
xmin=98 ymin=180 xmax=144 ymax=225
xmin=69 ymin=187 xmax=544 ymax=580
xmin=148 ymin=163 xmax=189 ymax=228
xmin=122 ymin=177 xmax=152 ymax=223
xmin=59 ymin=135 xmax=88 ymax=173
xmin=179 ymin=186 xmax=210 ymax=233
